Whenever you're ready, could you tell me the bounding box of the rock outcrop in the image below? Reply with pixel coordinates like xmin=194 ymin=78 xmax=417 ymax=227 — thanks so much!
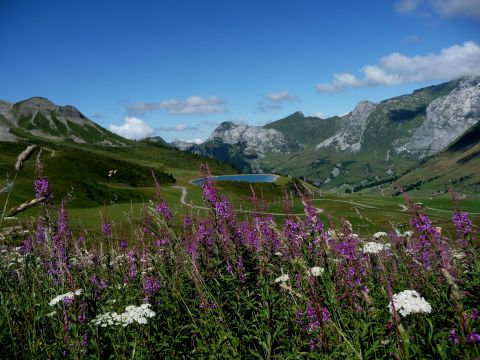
xmin=395 ymin=77 xmax=480 ymax=158
xmin=316 ymin=100 xmax=376 ymax=152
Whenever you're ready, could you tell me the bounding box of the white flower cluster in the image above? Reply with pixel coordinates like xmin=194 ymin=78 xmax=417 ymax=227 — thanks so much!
xmin=362 ymin=242 xmax=391 ymax=254
xmin=49 ymin=289 xmax=83 ymax=306
xmin=307 ymin=267 xmax=325 ymax=277
xmin=373 ymin=231 xmax=388 ymax=239
xmin=389 ymin=290 xmax=432 ymax=317
xmin=450 ymin=250 xmax=466 ymax=260
xmin=275 ymin=274 xmax=289 ymax=284
xmin=92 ymin=304 xmax=156 ymax=327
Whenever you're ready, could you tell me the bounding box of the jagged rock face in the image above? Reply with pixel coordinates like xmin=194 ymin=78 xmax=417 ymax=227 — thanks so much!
xmin=171 ymin=140 xmax=197 ymax=151
xmin=316 ymin=100 xmax=376 ymax=152
xmin=207 ymin=121 xmax=299 ymax=157
xmin=396 ymin=77 xmax=480 ymax=158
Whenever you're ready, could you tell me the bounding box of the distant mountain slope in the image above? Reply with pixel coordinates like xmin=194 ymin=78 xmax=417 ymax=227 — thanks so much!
xmin=190 ymin=121 xmax=301 ymax=172
xmin=264 ymin=111 xmax=340 ymax=148
xmin=391 ymin=121 xmax=480 ymax=195
xmin=0 ymin=97 xmax=240 ymax=208
xmin=0 ymin=97 xmax=127 ymax=146
xmin=176 ymin=77 xmax=479 ymax=191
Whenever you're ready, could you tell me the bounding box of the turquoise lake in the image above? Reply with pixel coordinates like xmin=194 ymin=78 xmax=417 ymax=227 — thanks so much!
xmin=191 ymin=174 xmax=277 ymax=185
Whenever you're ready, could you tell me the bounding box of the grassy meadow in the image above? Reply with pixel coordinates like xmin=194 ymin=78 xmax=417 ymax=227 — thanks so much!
xmin=0 ymin=143 xmax=479 ymax=359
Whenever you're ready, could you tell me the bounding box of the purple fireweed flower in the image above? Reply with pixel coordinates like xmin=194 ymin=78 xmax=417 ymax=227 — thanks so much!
xmin=119 ymin=238 xmax=128 ymax=250
xmin=80 ymin=332 xmax=89 ymax=347
xmin=90 ymin=274 xmax=108 ymax=290
xmin=34 ymin=177 xmax=52 ymax=200
xmin=409 ymin=211 xmax=449 ymax=270
xmin=306 ymin=305 xmax=321 ymax=332
xmin=331 ymin=227 xmax=368 ymax=301
xmin=156 ymin=201 xmax=172 ymax=222
xmin=36 ymin=218 xmax=46 ymax=245
xmin=236 ymin=256 xmax=246 ymax=282
xmin=283 ymin=218 xmax=305 ymax=257
xmin=448 ymin=329 xmax=461 ymax=344
xmin=215 ymin=197 xmax=234 ymax=220
xmin=298 ymin=304 xmax=330 ymax=333
xmin=255 ymin=215 xmax=281 ymax=253
xmin=466 ymin=329 xmax=480 ymax=344
xmin=20 ymin=236 xmax=33 ymax=255
xmin=101 ymin=222 xmax=111 ymax=238
xmin=470 ymin=309 xmax=480 ymax=321
xmin=226 ymin=259 xmax=233 ymax=274
xmin=197 ymin=220 xmax=215 ymax=250
xmin=238 ymin=221 xmax=261 ymax=251
xmin=302 ymin=198 xmax=324 ymax=234
xmin=63 ymin=309 xmax=71 ymax=331
xmin=125 ymin=250 xmax=137 ymax=281
xmin=452 ymin=211 xmax=474 ymax=247
xmin=78 ymin=305 xmax=87 ymax=324
xmin=63 ymin=296 xmax=74 ymax=307
xmin=202 ymin=180 xmax=218 ymax=204
xmin=144 ymin=275 xmax=161 ymax=303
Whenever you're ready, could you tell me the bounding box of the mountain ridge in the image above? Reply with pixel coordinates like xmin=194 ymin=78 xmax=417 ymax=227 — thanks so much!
xmin=176 ymin=77 xmax=480 ymax=191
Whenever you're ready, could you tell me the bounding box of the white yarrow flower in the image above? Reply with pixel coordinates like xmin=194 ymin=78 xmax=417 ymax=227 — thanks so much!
xmin=390 ymin=290 xmax=432 ymax=317
xmin=49 ymin=289 xmax=83 ymax=306
xmin=307 ymin=267 xmax=325 ymax=277
xmin=92 ymin=303 xmax=156 ymax=327
xmin=362 ymin=242 xmax=391 ymax=254
xmin=275 ymin=274 xmax=289 ymax=284
xmin=373 ymin=231 xmax=388 ymax=239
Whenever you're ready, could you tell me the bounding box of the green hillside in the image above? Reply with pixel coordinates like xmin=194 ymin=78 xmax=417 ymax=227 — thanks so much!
xmin=264 ymin=112 xmax=340 ymax=148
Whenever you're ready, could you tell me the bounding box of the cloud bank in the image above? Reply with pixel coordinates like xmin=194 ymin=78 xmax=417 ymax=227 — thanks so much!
xmin=127 ymin=96 xmax=226 ymax=116
xmin=395 ymin=0 xmax=480 ymax=18
xmin=317 ymin=41 xmax=480 ymax=92
xmin=109 ymin=117 xmax=154 ymax=140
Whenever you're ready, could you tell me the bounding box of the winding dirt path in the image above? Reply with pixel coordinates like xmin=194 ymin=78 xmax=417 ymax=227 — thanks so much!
xmin=312 ymin=198 xmax=378 ymax=209
xmin=172 ymin=186 xmax=323 ymax=216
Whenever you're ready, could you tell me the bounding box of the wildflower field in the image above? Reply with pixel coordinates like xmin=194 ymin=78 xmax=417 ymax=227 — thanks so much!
xmin=0 ymin=152 xmax=479 ymax=359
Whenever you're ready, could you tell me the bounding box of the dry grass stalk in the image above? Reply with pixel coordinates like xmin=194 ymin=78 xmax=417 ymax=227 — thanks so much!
xmin=8 ymin=197 xmax=46 ymax=217
xmin=15 ymin=145 xmax=37 ymax=171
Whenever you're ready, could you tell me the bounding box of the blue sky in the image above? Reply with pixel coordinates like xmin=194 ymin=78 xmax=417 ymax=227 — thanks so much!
xmin=1 ymin=0 xmax=479 ymax=142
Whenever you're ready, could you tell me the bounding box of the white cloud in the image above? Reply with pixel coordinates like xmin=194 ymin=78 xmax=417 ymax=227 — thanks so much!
xmin=127 ymin=96 xmax=225 ymax=116
xmin=256 ymin=91 xmax=299 ymax=112
xmin=266 ymin=91 xmax=298 ymax=102
xmin=395 ymin=0 xmax=480 ymax=18
xmin=108 ymin=117 xmax=154 ymax=140
xmin=317 ymin=41 xmax=480 ymax=92
xmin=185 ymin=138 xmax=204 ymax=144
xmin=395 ymin=0 xmax=422 ymax=14
xmin=313 ymin=112 xmax=325 ymax=118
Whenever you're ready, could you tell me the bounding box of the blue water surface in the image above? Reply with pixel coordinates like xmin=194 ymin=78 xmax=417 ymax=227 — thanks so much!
xmin=191 ymin=174 xmax=277 ymax=185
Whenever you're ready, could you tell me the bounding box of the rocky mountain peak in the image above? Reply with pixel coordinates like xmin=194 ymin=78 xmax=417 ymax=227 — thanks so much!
xmin=395 ymin=76 xmax=480 ymax=158
xmin=316 ymin=100 xmax=376 ymax=153
xmin=215 ymin=121 xmax=239 ymax=132
xmin=57 ymin=104 xmax=86 ymax=119
xmin=351 ymin=100 xmax=377 ymax=117
xmin=14 ymin=97 xmax=57 ymax=113
xmin=171 ymin=140 xmax=197 ymax=151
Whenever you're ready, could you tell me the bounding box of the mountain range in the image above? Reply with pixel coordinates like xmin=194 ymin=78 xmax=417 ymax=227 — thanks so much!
xmin=173 ymin=77 xmax=480 ymax=194
xmin=1 ymin=77 xmax=479 ymax=198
